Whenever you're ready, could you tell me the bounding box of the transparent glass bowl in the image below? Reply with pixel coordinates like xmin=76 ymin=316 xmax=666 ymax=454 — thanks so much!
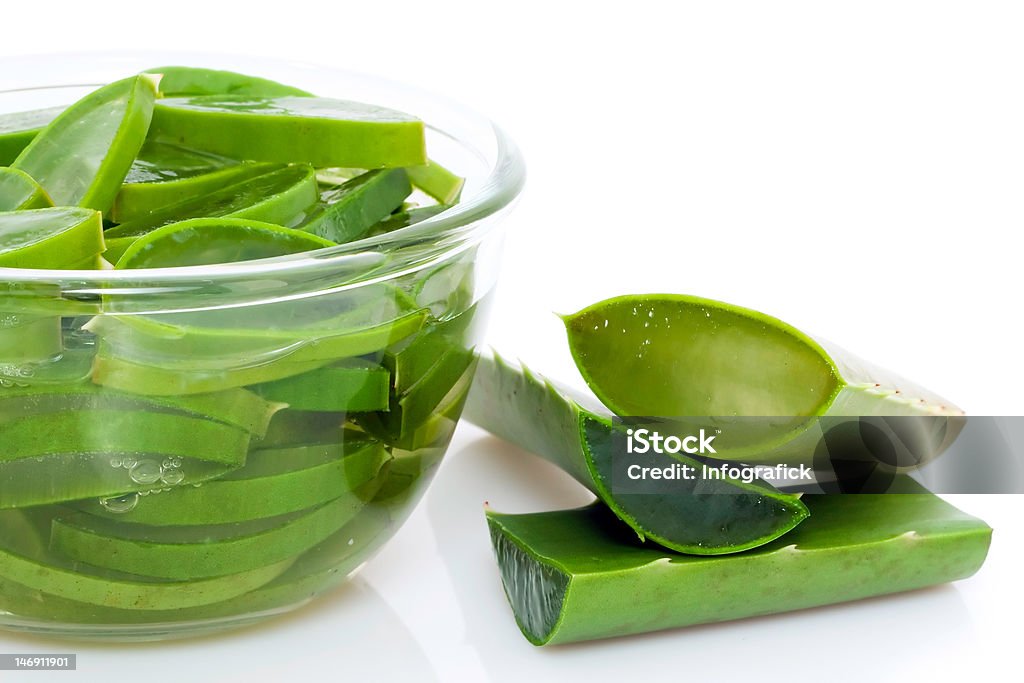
xmin=0 ymin=53 xmax=524 ymax=640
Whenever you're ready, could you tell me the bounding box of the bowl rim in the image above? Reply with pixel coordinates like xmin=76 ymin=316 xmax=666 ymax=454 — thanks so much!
xmin=0 ymin=52 xmax=526 ymax=286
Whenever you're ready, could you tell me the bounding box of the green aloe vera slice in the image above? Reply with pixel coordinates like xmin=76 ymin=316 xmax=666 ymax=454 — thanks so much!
xmin=145 ymin=66 xmax=313 ymax=97
xmin=0 ymin=509 xmax=290 ymax=611
xmin=370 ymin=204 xmax=450 ymax=236
xmin=74 ymin=438 xmax=388 ymax=526
xmin=0 ymin=314 xmax=62 ymax=362
xmin=407 ymin=160 xmax=464 ymax=204
xmin=563 ymin=294 xmax=963 ymax=463
xmin=105 ymin=165 xmax=320 ymax=245
xmin=111 ymin=141 xmax=281 ymax=223
xmin=0 ymin=410 xmax=250 ymax=508
xmin=51 ymin=486 xmax=379 ymax=580
xmin=0 ymin=167 xmax=53 ymax=211
xmin=301 ymin=169 xmax=412 ymax=243
xmin=12 ymin=76 xmax=157 ymax=213
xmin=252 ymin=360 xmax=390 ymax=412
xmin=487 ymin=493 xmax=992 ymax=646
xmin=465 ymin=353 xmax=809 ymax=554
xmin=150 ymin=96 xmax=427 ymax=169
xmin=0 ymin=106 xmax=63 ymax=165
xmin=0 ymin=208 xmax=104 ymax=268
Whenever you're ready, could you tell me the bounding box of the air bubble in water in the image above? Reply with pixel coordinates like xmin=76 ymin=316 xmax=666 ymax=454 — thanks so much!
xmin=129 ymin=460 xmax=161 ymax=485
xmin=161 ymin=468 xmax=184 ymax=486
xmin=110 ymin=456 xmax=124 ymax=468
xmin=99 ymin=493 xmax=139 ymax=514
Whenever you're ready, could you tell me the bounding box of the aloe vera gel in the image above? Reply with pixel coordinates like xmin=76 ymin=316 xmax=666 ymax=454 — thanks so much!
xmin=0 ymin=65 xmax=499 ymax=637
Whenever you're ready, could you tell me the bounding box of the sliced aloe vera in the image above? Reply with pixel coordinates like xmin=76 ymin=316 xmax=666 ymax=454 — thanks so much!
xmin=407 ymin=160 xmax=464 ymax=204
xmin=563 ymin=294 xmax=963 ymax=464
xmin=0 ymin=167 xmax=53 ymax=211
xmin=150 ymin=96 xmax=426 ymax=168
xmin=111 ymin=141 xmax=280 ymax=223
xmin=52 ymin=485 xmax=379 ymax=580
xmin=301 ymin=169 xmax=412 ymax=243
xmin=145 ymin=66 xmax=313 ymax=97
xmin=75 ymin=438 xmax=388 ymax=526
xmin=0 ymin=208 xmax=103 ymax=269
xmin=0 ymin=509 xmax=290 ymax=610
xmin=252 ymin=360 xmax=390 ymax=412
xmin=488 ymin=493 xmax=991 ymax=645
xmin=370 ymin=204 xmax=450 ymax=236
xmin=12 ymin=76 xmax=157 ymax=213
xmin=0 ymin=106 xmax=63 ymax=165
xmin=105 ymin=165 xmax=320 ymax=245
xmin=465 ymin=353 xmax=809 ymax=554
xmin=0 ymin=314 xmax=62 ymax=362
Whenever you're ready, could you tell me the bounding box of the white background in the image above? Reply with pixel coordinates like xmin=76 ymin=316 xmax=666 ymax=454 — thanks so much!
xmin=1 ymin=1 xmax=1021 ymax=681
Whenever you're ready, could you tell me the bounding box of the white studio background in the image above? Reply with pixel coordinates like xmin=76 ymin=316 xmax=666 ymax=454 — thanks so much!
xmin=0 ymin=2 xmax=1021 ymax=682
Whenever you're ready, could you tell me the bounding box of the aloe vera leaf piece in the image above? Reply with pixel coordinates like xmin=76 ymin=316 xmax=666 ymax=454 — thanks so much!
xmin=407 ymin=160 xmax=465 ymax=204
xmin=150 ymin=96 xmax=427 ymax=169
xmin=105 ymin=165 xmax=320 ymax=245
xmin=252 ymin=360 xmax=390 ymax=412
xmin=301 ymin=169 xmax=412 ymax=243
xmin=12 ymin=77 xmax=157 ymax=213
xmin=0 ymin=106 xmax=64 ymax=166
xmin=0 ymin=167 xmax=53 ymax=211
xmin=465 ymin=353 xmax=809 ymax=554
xmin=74 ymin=439 xmax=388 ymax=526
xmin=370 ymin=204 xmax=450 ymax=236
xmin=0 ymin=207 xmax=104 ymax=268
xmin=112 ymin=141 xmax=281 ymax=223
xmin=145 ymin=66 xmax=313 ymax=98
xmin=0 ymin=411 xmax=250 ymax=508
xmin=0 ymin=314 xmax=62 ymax=363
xmin=0 ymin=508 xmax=290 ymax=610
xmin=0 ymin=383 xmax=281 ymax=437
xmin=51 ymin=484 xmax=378 ymax=580
xmin=488 ymin=493 xmax=992 ymax=646
xmin=565 ymin=294 xmax=962 ymax=418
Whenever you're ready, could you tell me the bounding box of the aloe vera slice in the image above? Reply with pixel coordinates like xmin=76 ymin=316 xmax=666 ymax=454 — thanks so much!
xmin=465 ymin=353 xmax=809 ymax=554
xmin=145 ymin=66 xmax=313 ymax=98
xmin=370 ymin=204 xmax=450 ymax=235
xmin=0 ymin=208 xmax=104 ymax=268
xmin=0 ymin=314 xmax=62 ymax=362
xmin=105 ymin=165 xmax=319 ymax=245
xmin=150 ymin=96 xmax=427 ymax=169
xmin=252 ymin=360 xmax=390 ymax=412
xmin=407 ymin=160 xmax=464 ymax=204
xmin=51 ymin=486 xmax=379 ymax=580
xmin=12 ymin=76 xmax=157 ymax=213
xmin=301 ymin=169 xmax=412 ymax=243
xmin=0 ymin=106 xmax=63 ymax=165
xmin=0 ymin=509 xmax=290 ymax=610
xmin=488 ymin=493 xmax=991 ymax=645
xmin=0 ymin=167 xmax=53 ymax=211
xmin=75 ymin=438 xmax=388 ymax=526
xmin=111 ymin=142 xmax=280 ymax=223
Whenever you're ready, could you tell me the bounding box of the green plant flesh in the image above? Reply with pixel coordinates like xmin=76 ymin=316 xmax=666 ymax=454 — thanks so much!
xmin=301 ymin=169 xmax=412 ymax=243
xmin=143 ymin=66 xmax=314 ymax=98
xmin=0 ymin=107 xmax=64 ymax=166
xmin=464 ymin=353 xmax=809 ymax=554
xmin=0 ymin=168 xmax=53 ymax=211
xmin=487 ymin=493 xmax=992 ymax=645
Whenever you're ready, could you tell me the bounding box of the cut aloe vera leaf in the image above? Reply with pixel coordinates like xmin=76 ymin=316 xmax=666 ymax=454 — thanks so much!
xmin=252 ymin=360 xmax=390 ymax=412
xmin=145 ymin=66 xmax=313 ymax=98
xmin=0 ymin=207 xmax=104 ymax=269
xmin=0 ymin=314 xmax=62 ymax=363
xmin=0 ymin=106 xmax=64 ymax=165
xmin=52 ymin=484 xmax=379 ymax=580
xmin=407 ymin=160 xmax=464 ymax=204
xmin=75 ymin=438 xmax=388 ymax=526
xmin=370 ymin=204 xmax=450 ymax=236
xmin=301 ymin=169 xmax=412 ymax=243
xmin=0 ymin=508 xmax=290 ymax=610
xmin=488 ymin=493 xmax=992 ymax=646
xmin=105 ymin=165 xmax=320 ymax=245
xmin=114 ymin=215 xmax=334 ymax=268
xmin=150 ymin=96 xmax=427 ymax=169
xmin=0 ymin=167 xmax=53 ymax=211
xmin=0 ymin=383 xmax=281 ymax=437
xmin=12 ymin=76 xmax=157 ymax=213
xmin=111 ymin=142 xmax=281 ymax=223
xmin=465 ymin=353 xmax=809 ymax=554
xmin=254 ymin=411 xmax=345 ymax=449
xmin=563 ymin=294 xmax=963 ymax=464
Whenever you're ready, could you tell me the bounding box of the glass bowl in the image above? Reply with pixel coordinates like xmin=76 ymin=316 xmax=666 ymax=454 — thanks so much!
xmin=0 ymin=52 xmax=525 ymax=640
